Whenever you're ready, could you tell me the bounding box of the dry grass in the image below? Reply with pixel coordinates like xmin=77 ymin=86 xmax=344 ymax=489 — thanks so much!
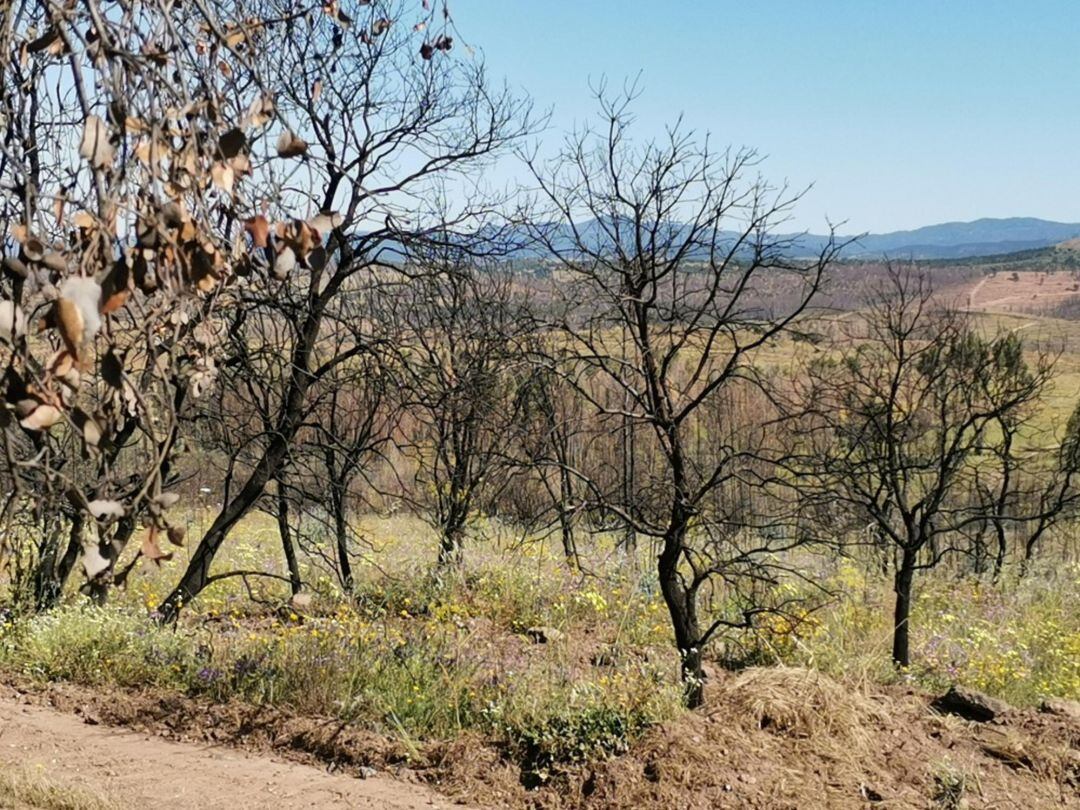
xmin=0 ymin=768 xmax=117 ymax=810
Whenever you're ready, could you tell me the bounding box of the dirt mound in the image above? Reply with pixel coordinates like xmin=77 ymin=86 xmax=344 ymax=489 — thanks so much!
xmin=3 ymin=668 xmax=1077 ymax=809
xmin=550 ymin=667 xmax=1079 ymax=809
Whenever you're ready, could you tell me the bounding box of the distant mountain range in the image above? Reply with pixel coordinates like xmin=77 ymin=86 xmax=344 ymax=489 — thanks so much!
xmin=787 ymin=217 xmax=1080 ymax=260
xmin=392 ymin=217 xmax=1080 ymax=263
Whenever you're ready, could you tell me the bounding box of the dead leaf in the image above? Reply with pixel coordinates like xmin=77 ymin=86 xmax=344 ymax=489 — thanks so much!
xmin=276 ymin=130 xmax=308 ymax=159
xmin=20 ymin=403 xmax=62 ymax=431
xmin=153 ymin=492 xmax=181 ymax=510
xmin=54 ymin=298 xmax=85 ymax=357
xmin=79 ymin=115 xmax=115 ymax=169
xmin=273 ymin=246 xmax=297 ymax=279
xmin=141 ymin=526 xmax=173 ymax=564
xmin=218 ymin=127 xmax=247 ymax=159
xmin=0 ymin=301 xmax=27 ymax=343
xmin=166 ymin=525 xmax=186 ymax=547
xmin=87 ymin=499 xmax=125 ymax=520
xmin=244 ymin=215 xmax=270 ymax=248
xmin=211 ymin=162 xmax=235 ymax=194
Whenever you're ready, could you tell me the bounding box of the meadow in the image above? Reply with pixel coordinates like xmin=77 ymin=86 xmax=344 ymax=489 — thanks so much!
xmin=3 ymin=509 xmax=1077 ymax=784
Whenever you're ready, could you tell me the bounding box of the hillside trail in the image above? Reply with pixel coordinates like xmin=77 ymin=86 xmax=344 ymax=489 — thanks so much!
xmin=0 ymin=690 xmax=472 ymax=810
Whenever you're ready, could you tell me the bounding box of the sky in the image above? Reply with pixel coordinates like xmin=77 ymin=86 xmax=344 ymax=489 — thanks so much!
xmin=452 ymin=0 xmax=1080 ymax=234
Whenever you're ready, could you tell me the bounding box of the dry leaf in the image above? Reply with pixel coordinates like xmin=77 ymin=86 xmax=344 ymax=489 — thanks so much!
xmin=20 ymin=403 xmax=62 ymax=431
xmin=244 ymin=215 xmax=270 ymax=248
xmin=276 ymin=130 xmax=308 ymax=158
xmin=79 ymin=115 xmax=115 ymax=169
xmin=166 ymin=525 xmax=186 ymax=547
xmin=218 ymin=127 xmax=247 ymax=159
xmin=211 ymin=162 xmax=235 ymax=194
xmin=141 ymin=526 xmax=172 ymax=563
xmin=153 ymin=492 xmax=181 ymax=509
xmin=273 ymin=246 xmax=297 ymax=279
xmin=87 ymin=499 xmax=125 ymax=520
xmin=0 ymin=301 xmax=27 ymax=343
xmin=54 ymin=298 xmax=85 ymax=357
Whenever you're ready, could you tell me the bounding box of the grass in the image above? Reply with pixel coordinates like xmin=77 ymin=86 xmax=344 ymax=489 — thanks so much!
xmin=2 ymin=515 xmax=1078 ymax=769
xmin=0 ymin=768 xmax=116 ymax=810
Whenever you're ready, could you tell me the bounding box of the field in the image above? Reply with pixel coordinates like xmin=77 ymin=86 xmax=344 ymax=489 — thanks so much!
xmin=2 ymin=507 xmax=1079 ymax=807
xmin=2 ymin=268 xmax=1080 ymax=808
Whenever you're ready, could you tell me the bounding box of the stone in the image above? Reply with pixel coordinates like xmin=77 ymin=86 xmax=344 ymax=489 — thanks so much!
xmin=524 ymin=626 xmax=563 ymax=644
xmin=1039 ymin=698 xmax=1080 ymax=720
xmin=931 ymin=686 xmax=1011 ymax=722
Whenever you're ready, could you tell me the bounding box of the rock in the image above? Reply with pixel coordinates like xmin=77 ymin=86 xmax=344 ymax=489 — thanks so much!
xmin=524 ymin=626 xmax=563 ymax=644
xmin=357 ymin=766 xmax=377 ymax=779
xmin=932 ymin=686 xmax=1011 ymax=722
xmin=860 ymin=784 xmax=884 ymax=802
xmin=289 ymin=592 xmax=313 ymax=611
xmin=1039 ymin=698 xmax=1080 ymax=720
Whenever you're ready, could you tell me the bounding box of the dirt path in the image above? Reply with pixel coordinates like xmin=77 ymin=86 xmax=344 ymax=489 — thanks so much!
xmin=0 ymin=691 xmax=471 ymax=809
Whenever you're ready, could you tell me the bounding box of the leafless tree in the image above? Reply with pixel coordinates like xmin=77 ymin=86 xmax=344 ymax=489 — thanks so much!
xmin=385 ymin=250 xmax=533 ymax=566
xmin=525 ymin=86 xmax=840 ymax=706
xmin=795 ymin=266 xmax=1080 ymax=667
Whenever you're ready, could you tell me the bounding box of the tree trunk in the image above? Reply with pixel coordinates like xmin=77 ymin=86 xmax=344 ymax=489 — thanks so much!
xmin=157 ymin=280 xmax=334 ymax=621
xmin=333 ymin=493 xmax=354 ymax=592
xmin=892 ymin=546 xmax=917 ymax=668
xmin=437 ymin=523 xmax=464 ymax=568
xmin=276 ymin=480 xmax=301 ymax=596
xmin=658 ymin=521 xmax=704 ymax=708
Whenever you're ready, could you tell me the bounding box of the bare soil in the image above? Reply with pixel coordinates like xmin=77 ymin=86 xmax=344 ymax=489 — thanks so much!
xmin=1 ymin=669 xmax=1077 ymax=809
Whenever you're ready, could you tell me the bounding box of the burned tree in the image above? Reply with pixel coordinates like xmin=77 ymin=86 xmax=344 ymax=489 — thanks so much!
xmin=0 ymin=0 xmax=307 ymax=604
xmin=796 ymin=266 xmax=1080 ymax=668
xmin=387 ymin=254 xmax=532 ymax=567
xmin=527 ymin=87 xmax=840 ymax=706
xmin=158 ymin=0 xmax=534 ymax=618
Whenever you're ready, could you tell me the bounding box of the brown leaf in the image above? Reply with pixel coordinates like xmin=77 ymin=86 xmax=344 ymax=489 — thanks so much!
xmin=211 ymin=162 xmax=235 ymax=194
xmin=153 ymin=492 xmax=181 ymax=510
xmin=141 ymin=526 xmax=172 ymax=564
xmin=54 ymin=298 xmax=85 ymax=358
xmin=20 ymin=403 xmax=62 ymax=431
xmin=312 ymin=79 xmax=323 ymax=103
xmin=244 ymin=215 xmax=270 ymax=248
xmin=218 ymin=127 xmax=247 ymax=159
xmin=276 ymin=130 xmax=308 ymax=159
xmin=372 ymin=18 xmax=392 ymax=36
xmin=166 ymin=525 xmax=186 ymax=547
xmin=245 ymin=94 xmax=276 ymax=128
xmin=79 ymin=115 xmax=115 ymax=169
xmin=87 ymin=499 xmax=125 ymax=521
xmin=101 ymin=349 xmax=124 ymax=388
xmin=2 ymin=255 xmax=28 ymax=279
xmin=100 ymin=259 xmax=131 ymax=315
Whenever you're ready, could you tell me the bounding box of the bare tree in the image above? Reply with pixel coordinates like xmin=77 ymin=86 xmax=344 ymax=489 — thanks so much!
xmin=526 ymin=86 xmax=840 ymax=706
xmin=387 ymin=252 xmax=532 ymax=566
xmin=157 ymin=0 xmax=535 ymax=618
xmin=795 ymin=266 xmax=1080 ymax=668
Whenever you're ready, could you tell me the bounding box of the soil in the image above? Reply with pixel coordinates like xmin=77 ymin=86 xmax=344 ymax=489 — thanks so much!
xmin=0 ymin=669 xmax=1077 ymax=809
xmin=0 ymin=685 xmax=472 ymax=809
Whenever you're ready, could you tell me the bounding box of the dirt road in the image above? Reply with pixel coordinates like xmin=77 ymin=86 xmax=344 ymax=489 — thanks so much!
xmin=0 ymin=691 xmax=471 ymax=809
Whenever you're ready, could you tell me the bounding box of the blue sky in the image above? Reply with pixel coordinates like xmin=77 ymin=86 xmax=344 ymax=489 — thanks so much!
xmin=453 ymin=1 xmax=1080 ymax=233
